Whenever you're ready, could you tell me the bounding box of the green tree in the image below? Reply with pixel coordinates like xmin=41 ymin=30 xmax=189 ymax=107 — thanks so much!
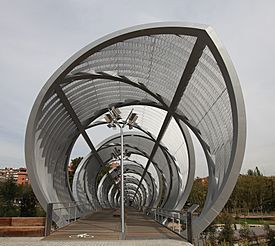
xmin=247 ymin=169 xmax=254 ymax=176
xmin=218 ymin=213 xmax=235 ymax=245
xmin=255 ymin=166 xmax=263 ymax=176
xmin=187 ymin=177 xmax=208 ymax=209
xmin=20 ymin=185 xmax=37 ymax=216
xmin=68 ymin=157 xmax=83 ymax=187
xmin=202 ymin=223 xmax=217 ymax=245
xmin=0 ymin=178 xmax=19 ymax=216
xmin=264 ymin=224 xmax=275 ymax=246
xmin=239 ymin=222 xmax=253 ymax=243
xmin=263 ymin=177 xmax=275 ymax=212
xmin=247 ymin=167 xmax=262 ymax=176
xmin=225 ymin=167 xmax=273 ymax=214
xmin=71 ymin=157 xmax=83 ymax=171
xmin=96 ymin=164 xmax=112 ymax=186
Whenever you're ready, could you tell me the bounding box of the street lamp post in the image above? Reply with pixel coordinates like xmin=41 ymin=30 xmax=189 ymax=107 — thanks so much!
xmin=104 ymin=107 xmax=138 ymax=239
xmin=119 ymin=125 xmax=125 ymax=238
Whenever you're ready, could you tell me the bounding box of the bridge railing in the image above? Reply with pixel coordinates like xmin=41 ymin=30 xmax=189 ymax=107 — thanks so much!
xmin=145 ymin=208 xmax=186 ymax=234
xmin=45 ymin=201 xmax=93 ymax=236
xmin=144 ymin=205 xmax=199 ymax=243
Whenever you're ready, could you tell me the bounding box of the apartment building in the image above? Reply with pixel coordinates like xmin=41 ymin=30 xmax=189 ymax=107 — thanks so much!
xmin=0 ymin=167 xmax=30 ymax=185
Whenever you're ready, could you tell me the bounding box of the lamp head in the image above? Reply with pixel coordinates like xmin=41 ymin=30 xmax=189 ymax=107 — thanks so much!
xmin=104 ymin=114 xmax=113 ymax=123
xmin=128 ymin=113 xmax=138 ymax=129
xmin=111 ymin=106 xmax=122 ymax=120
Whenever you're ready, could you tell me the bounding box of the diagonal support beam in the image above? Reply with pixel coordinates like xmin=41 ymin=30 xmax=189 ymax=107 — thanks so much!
xmin=132 ymin=37 xmax=206 ymax=203
xmin=55 ymin=85 xmax=119 ymax=189
xmin=55 ymin=85 xmax=96 ymax=152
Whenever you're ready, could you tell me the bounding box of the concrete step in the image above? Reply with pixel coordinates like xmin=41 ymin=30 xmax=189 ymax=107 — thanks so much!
xmin=0 ymin=217 xmax=45 ymax=237
xmin=0 ymin=226 xmax=44 ymax=236
xmin=11 ymin=217 xmax=45 ymax=226
xmin=0 ymin=217 xmax=45 ymax=226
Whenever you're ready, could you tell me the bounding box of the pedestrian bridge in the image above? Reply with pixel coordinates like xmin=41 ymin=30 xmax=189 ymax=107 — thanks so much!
xmin=25 ymin=22 xmax=246 ymax=242
xmin=45 ymin=208 xmax=184 ymax=241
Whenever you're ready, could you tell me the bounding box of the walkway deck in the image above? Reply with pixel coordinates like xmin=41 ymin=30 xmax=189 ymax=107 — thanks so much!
xmin=44 ymin=208 xmax=184 ymax=241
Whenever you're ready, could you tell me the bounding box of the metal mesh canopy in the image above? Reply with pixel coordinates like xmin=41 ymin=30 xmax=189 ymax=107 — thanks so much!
xmin=25 ymin=22 xmax=246 ymax=236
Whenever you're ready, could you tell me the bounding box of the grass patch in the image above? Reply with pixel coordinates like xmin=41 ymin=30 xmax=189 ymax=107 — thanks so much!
xmin=238 ymin=218 xmax=275 ymax=225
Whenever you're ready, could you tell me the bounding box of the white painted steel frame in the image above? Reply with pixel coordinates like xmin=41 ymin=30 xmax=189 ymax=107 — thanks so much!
xmin=25 ymin=22 xmax=246 ymax=237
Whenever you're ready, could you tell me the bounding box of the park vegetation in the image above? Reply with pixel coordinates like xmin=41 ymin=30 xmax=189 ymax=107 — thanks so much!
xmin=200 ymin=212 xmax=275 ymax=245
xmin=188 ymin=167 xmax=275 ymax=215
xmin=190 ymin=167 xmax=275 ymax=245
xmin=68 ymin=156 xmax=83 ymax=188
xmin=0 ymin=178 xmax=44 ymax=217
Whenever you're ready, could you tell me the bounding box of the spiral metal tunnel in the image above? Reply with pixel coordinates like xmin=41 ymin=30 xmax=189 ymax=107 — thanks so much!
xmin=25 ymin=22 xmax=246 ymax=236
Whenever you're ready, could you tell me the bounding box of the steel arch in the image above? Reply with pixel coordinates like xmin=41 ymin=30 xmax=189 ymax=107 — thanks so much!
xmin=25 ymin=22 xmax=246 ymax=236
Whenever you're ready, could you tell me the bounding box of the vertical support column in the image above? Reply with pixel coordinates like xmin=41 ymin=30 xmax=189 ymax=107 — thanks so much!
xmin=178 ymin=212 xmax=181 ymax=234
xmin=68 ymin=202 xmax=70 ymax=222
xmin=187 ymin=211 xmax=192 ymax=243
xmin=45 ymin=203 xmax=53 ymax=236
xmin=186 ymin=204 xmax=199 ymax=243
xmin=120 ymin=127 xmax=125 ymax=239
xmin=74 ymin=204 xmax=77 ymax=221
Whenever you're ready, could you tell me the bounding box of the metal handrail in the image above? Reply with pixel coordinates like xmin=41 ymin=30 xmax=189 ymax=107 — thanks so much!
xmin=145 ymin=208 xmax=186 ymax=235
xmin=143 ymin=205 xmax=199 ymax=243
xmin=45 ymin=201 xmax=93 ymax=236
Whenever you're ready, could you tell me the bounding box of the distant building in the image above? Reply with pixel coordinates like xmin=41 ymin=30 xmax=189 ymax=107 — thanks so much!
xmin=0 ymin=167 xmax=30 ymax=185
xmin=17 ymin=168 xmax=30 ymax=185
xmin=0 ymin=167 xmax=16 ymax=181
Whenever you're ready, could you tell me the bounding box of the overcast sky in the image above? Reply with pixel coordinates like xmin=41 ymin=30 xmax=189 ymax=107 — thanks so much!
xmin=0 ymin=0 xmax=274 ymax=176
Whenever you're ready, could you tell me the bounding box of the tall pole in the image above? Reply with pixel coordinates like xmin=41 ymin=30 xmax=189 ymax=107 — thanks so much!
xmin=105 ymin=107 xmax=137 ymax=239
xmin=120 ymin=126 xmax=125 ymax=239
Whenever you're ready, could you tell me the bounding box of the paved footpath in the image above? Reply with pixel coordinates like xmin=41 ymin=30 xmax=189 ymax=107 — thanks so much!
xmin=0 ymin=237 xmax=192 ymax=246
xmin=45 ymin=208 xmax=184 ymax=241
